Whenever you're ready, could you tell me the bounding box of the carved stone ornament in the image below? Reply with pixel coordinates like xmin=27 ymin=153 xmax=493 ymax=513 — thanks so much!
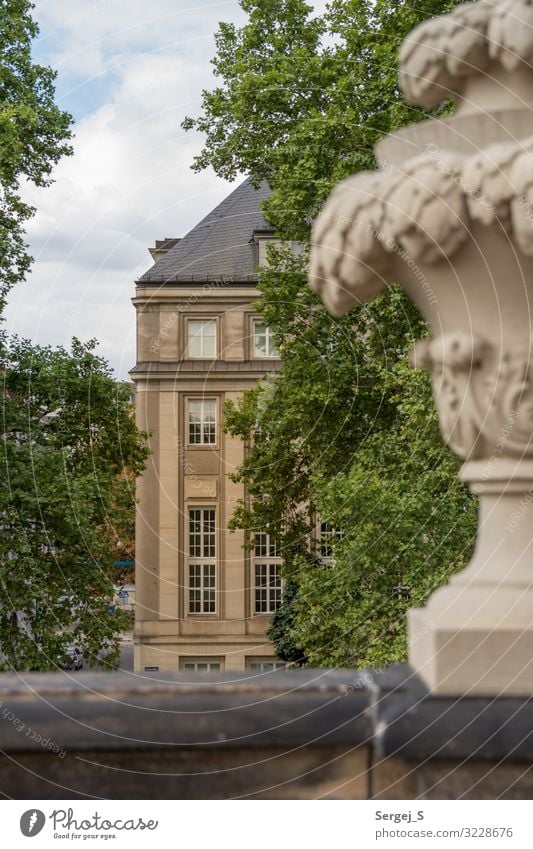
xmin=412 ymin=334 xmax=533 ymax=460
xmin=399 ymin=0 xmax=533 ymax=109
xmin=309 ymin=0 xmax=533 ymax=695
xmin=310 ymin=135 xmax=533 ymax=318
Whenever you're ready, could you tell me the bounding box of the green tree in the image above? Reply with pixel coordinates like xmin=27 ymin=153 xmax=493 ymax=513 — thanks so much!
xmin=0 ymin=0 xmax=72 ymax=307
xmin=0 ymin=338 xmax=149 ymax=671
xmin=186 ymin=0 xmax=476 ymax=668
xmin=292 ymin=360 xmax=476 ymax=669
xmin=183 ymin=0 xmax=463 ymax=237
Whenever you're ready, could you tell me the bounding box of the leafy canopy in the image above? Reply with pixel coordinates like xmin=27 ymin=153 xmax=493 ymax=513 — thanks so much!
xmin=0 ymin=0 xmax=72 ymax=307
xmin=186 ymin=0 xmax=476 ymax=667
xmin=0 ymin=338 xmax=149 ymax=671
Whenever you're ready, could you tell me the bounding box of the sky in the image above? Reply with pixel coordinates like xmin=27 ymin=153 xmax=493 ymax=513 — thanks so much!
xmin=5 ymin=0 xmax=327 ymax=379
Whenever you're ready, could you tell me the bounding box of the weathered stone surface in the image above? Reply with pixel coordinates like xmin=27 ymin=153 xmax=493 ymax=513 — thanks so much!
xmin=0 ymin=670 xmax=372 ymax=799
xmin=0 ymin=746 xmax=370 ymax=800
xmin=371 ymin=665 xmax=533 ymax=763
xmin=0 ymin=670 xmax=370 ymax=753
xmin=2 ymin=668 xmax=533 ymax=798
xmin=373 ymin=758 xmax=533 ymax=800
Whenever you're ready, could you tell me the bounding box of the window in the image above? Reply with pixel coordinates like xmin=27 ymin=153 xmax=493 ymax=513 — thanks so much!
xmin=254 ymin=563 xmax=281 ymax=614
xmin=188 ymin=319 xmax=216 ymax=358
xmin=253 ymin=529 xmax=282 ymax=615
xmin=253 ymin=321 xmax=278 ymax=358
xmin=247 ymin=659 xmax=286 ymax=672
xmin=188 ymin=508 xmax=216 ymax=613
xmin=188 ymin=399 xmax=216 ymax=445
xmin=254 ymin=532 xmax=279 ymax=558
xmin=320 ymin=522 xmax=345 ymax=559
xmin=182 ymin=660 xmax=222 ymax=672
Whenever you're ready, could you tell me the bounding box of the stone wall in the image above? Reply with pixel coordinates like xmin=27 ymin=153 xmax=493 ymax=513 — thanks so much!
xmin=0 ymin=666 xmax=532 ymax=799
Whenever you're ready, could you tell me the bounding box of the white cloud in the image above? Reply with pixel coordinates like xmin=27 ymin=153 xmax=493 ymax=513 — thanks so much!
xmin=7 ymin=1 xmax=246 ymax=376
xmin=7 ymin=0 xmax=326 ymax=377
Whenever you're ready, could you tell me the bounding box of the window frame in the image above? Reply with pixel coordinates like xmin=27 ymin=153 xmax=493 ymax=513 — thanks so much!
xmin=186 ymin=317 xmax=218 ymax=359
xmin=254 ymin=532 xmax=280 ymax=559
xmin=246 ymin=658 xmax=286 ymax=672
xmin=181 ymin=658 xmax=223 ymax=672
xmin=252 ymin=319 xmax=279 ymax=359
xmin=319 ymin=521 xmax=345 ymax=560
xmin=187 ymin=397 xmax=217 ymax=446
xmin=187 ymin=507 xmax=217 ymax=615
xmin=253 ymin=561 xmax=282 ymax=615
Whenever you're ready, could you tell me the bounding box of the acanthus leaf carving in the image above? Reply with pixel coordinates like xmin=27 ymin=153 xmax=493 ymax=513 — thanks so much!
xmin=310 ymin=137 xmax=533 ymax=316
xmin=412 ymin=334 xmax=533 ymax=460
xmin=399 ymin=0 xmax=533 ymax=109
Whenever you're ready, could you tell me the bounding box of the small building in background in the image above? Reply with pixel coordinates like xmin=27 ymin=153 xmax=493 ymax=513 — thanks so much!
xmin=130 ymin=178 xmax=286 ymax=672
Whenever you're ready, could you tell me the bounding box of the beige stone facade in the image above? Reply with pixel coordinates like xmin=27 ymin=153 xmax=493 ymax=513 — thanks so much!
xmin=131 ymin=180 xmax=284 ymax=672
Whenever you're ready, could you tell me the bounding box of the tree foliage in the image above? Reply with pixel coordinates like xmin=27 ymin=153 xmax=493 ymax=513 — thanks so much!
xmin=183 ymin=0 xmax=463 ymax=237
xmin=0 ymin=0 xmax=72 ymax=307
xmin=187 ymin=0 xmax=477 ymax=668
xmin=0 ymin=338 xmax=149 ymax=671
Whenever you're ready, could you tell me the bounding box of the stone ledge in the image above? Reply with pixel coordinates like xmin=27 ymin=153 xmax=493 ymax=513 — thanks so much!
xmin=0 ymin=669 xmax=371 ymax=753
xmin=371 ymin=664 xmax=533 ymax=763
xmin=2 ymin=667 xmax=533 ymax=799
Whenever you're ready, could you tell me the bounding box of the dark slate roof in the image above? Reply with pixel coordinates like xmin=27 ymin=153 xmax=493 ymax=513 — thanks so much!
xmin=139 ymin=177 xmax=273 ymax=283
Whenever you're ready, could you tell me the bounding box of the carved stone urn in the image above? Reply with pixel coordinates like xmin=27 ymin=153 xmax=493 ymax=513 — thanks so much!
xmin=310 ymin=0 xmax=533 ymax=695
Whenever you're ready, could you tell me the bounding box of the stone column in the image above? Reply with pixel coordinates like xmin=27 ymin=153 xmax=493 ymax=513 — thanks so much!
xmin=310 ymin=0 xmax=533 ymax=695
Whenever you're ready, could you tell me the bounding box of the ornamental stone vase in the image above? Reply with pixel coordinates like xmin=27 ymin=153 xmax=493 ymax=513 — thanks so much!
xmin=310 ymin=0 xmax=533 ymax=695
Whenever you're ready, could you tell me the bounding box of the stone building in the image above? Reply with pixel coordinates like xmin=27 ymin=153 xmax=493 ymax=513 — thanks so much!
xmin=131 ymin=178 xmax=286 ymax=672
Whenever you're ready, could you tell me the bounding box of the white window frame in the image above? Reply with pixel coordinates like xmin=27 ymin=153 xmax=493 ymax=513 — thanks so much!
xmin=254 ymin=532 xmax=279 ymax=559
xmin=188 ymin=508 xmax=217 ymax=614
xmin=319 ymin=522 xmax=345 ymax=559
xmin=187 ymin=398 xmax=217 ymax=445
xmin=187 ymin=319 xmax=217 ymax=359
xmin=247 ymin=659 xmax=286 ymax=672
xmin=182 ymin=659 xmax=222 ymax=672
xmin=253 ymin=320 xmax=278 ymax=358
xmin=254 ymin=562 xmax=282 ymax=615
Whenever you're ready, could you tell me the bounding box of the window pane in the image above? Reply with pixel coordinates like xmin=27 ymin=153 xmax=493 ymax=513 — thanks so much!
xmin=204 ymin=510 xmax=215 ymax=557
xmin=189 ymin=562 xmax=216 ymax=614
xmin=255 ymin=532 xmax=280 ymax=557
xmin=248 ymin=659 xmax=285 ymax=672
xmin=188 ymin=322 xmax=203 ymax=357
xmin=189 ymin=511 xmax=201 ymax=556
xmin=188 ymin=509 xmax=216 ymax=613
xmin=203 ymin=399 xmax=216 ymax=444
xmin=203 ymin=329 xmax=216 ymax=358
xmin=254 ymin=322 xmax=267 ymax=356
xmin=188 ymin=400 xmax=202 ymax=444
xmin=188 ymin=399 xmax=216 ymax=445
xmin=320 ymin=522 xmax=344 ymax=558
xmin=254 ymin=322 xmax=278 ymax=357
xmin=255 ymin=533 xmax=267 ymax=557
xmin=188 ymin=320 xmax=216 ymax=358
xmin=254 ymin=563 xmax=281 ymax=613
xmin=183 ymin=661 xmax=221 ymax=672
xmin=268 ymin=331 xmax=279 ymax=357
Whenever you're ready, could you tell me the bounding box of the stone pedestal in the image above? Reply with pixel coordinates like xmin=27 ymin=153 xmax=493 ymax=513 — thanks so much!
xmin=410 ymin=460 xmax=533 ymax=695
